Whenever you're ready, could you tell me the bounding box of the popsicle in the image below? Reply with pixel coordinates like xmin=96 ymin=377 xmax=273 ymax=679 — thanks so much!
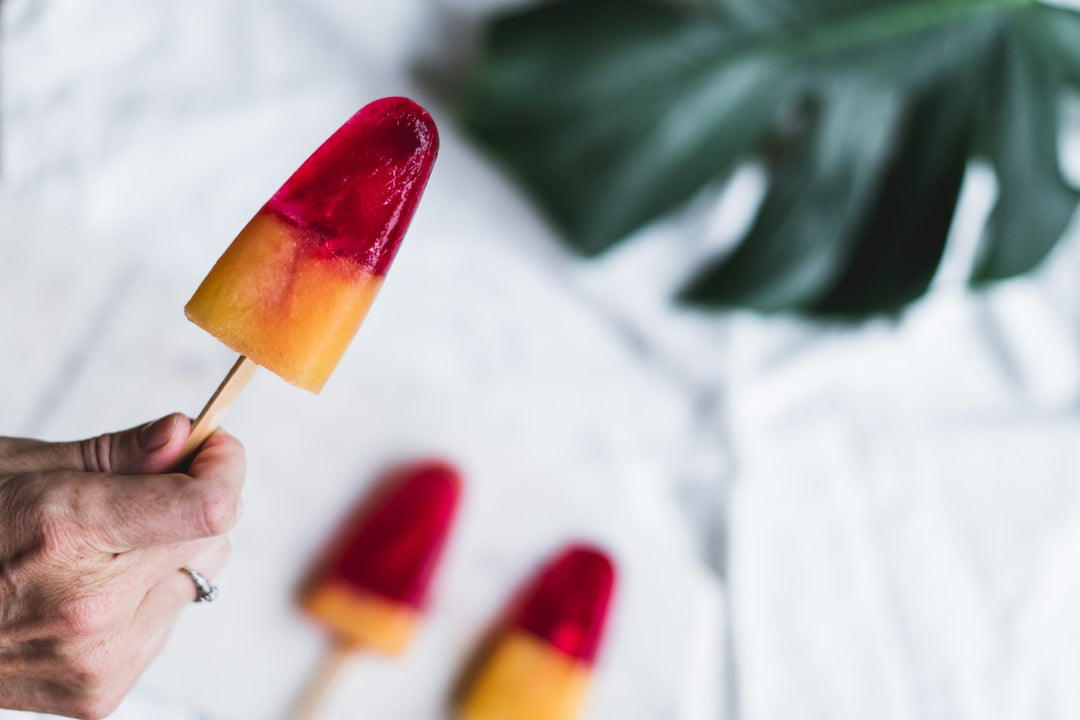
xmin=290 ymin=460 xmax=462 ymax=720
xmin=179 ymin=97 xmax=438 ymax=459
xmin=457 ymin=545 xmax=616 ymax=720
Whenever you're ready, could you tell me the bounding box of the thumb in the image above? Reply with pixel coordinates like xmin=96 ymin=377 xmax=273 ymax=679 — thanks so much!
xmin=0 ymin=414 xmax=192 ymax=475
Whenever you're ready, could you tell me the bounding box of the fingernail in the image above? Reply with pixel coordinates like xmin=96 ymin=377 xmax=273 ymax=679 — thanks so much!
xmin=138 ymin=415 xmax=175 ymax=451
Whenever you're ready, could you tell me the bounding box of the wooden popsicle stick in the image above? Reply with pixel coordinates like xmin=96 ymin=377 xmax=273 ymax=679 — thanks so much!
xmin=177 ymin=355 xmax=258 ymax=465
xmin=288 ymin=641 xmax=355 ymax=720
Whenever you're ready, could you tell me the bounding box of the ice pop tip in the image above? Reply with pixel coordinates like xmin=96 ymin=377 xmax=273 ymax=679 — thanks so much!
xmin=267 ymin=96 xmax=439 ymax=276
xmin=391 ymin=458 xmax=463 ymax=491
xmin=511 ymin=544 xmax=616 ymax=665
xmin=323 ymin=459 xmax=462 ymax=609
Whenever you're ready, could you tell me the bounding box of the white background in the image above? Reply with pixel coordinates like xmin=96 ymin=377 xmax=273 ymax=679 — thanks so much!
xmin=2 ymin=1 xmax=1079 ymax=719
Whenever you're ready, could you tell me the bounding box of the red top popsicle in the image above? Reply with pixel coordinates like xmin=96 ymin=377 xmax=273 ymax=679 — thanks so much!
xmin=510 ymin=544 xmax=616 ymax=664
xmin=325 ymin=460 xmax=462 ymax=608
xmin=185 ymin=96 xmax=439 ymax=393
xmin=266 ymin=96 xmax=438 ymax=275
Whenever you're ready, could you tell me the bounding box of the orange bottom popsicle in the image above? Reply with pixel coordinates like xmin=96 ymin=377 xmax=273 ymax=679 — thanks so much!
xmin=300 ymin=461 xmax=462 ymax=654
xmin=186 ymin=210 xmax=382 ymax=393
xmin=303 ymin=582 xmax=418 ymax=655
xmin=460 ymin=633 xmax=590 ymax=720
xmin=457 ymin=545 xmax=616 ymax=720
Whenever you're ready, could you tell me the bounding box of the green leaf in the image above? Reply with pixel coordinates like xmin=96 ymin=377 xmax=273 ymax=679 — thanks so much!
xmin=971 ymin=20 xmax=1080 ymax=282
xmin=1032 ymin=3 xmax=1080 ymax=87
xmin=461 ymin=0 xmax=1080 ymax=316
xmin=680 ymin=83 xmax=904 ymax=311
xmin=813 ymin=79 xmax=974 ymax=315
xmin=463 ymin=0 xmax=789 ymax=255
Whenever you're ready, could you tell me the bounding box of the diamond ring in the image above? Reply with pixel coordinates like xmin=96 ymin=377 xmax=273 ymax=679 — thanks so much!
xmin=179 ymin=566 xmax=219 ymax=603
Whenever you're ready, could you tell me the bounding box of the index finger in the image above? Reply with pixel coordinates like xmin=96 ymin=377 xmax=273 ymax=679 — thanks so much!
xmin=64 ymin=430 xmax=246 ymax=552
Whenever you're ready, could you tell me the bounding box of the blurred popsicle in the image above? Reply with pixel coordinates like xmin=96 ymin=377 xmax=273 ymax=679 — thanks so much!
xmin=457 ymin=545 xmax=616 ymax=720
xmin=290 ymin=460 xmax=462 ymax=720
xmin=303 ymin=460 xmax=462 ymax=652
xmin=179 ymin=97 xmax=438 ymax=460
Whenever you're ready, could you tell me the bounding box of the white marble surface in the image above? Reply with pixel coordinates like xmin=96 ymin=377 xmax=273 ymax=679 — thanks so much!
xmin=4 ymin=2 xmax=1080 ymax=720
xmin=0 ymin=2 xmax=724 ymax=719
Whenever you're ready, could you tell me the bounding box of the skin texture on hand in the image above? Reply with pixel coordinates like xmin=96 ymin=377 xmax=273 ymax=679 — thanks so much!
xmin=0 ymin=414 xmax=245 ymax=719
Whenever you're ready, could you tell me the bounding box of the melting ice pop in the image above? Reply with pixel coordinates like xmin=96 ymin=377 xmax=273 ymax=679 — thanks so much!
xmin=290 ymin=461 xmax=462 ymax=720
xmin=180 ymin=97 xmax=438 ymax=458
xmin=457 ymin=545 xmax=616 ymax=720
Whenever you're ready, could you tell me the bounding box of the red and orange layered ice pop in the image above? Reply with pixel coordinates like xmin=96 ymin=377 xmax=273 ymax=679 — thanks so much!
xmin=287 ymin=461 xmax=462 ymax=720
xmin=177 ymin=97 xmax=436 ymax=461
xmin=187 ymin=97 xmax=438 ymax=393
xmin=457 ymin=545 xmax=616 ymax=720
xmin=302 ymin=460 xmax=462 ymax=655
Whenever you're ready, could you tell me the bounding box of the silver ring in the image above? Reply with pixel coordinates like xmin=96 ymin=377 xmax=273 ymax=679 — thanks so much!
xmin=179 ymin=566 xmax=218 ymax=603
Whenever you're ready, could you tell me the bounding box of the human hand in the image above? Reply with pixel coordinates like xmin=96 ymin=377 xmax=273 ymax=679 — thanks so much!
xmin=0 ymin=414 xmax=245 ymax=719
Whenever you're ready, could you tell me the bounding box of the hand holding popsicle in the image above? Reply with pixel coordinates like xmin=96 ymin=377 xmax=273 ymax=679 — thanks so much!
xmin=0 ymin=97 xmax=436 ymax=717
xmin=181 ymin=97 xmax=438 ymax=462
xmin=0 ymin=416 xmax=243 ymax=719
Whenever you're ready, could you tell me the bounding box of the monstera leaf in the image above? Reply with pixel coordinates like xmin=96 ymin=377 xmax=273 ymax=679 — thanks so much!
xmin=461 ymin=0 xmax=1080 ymax=316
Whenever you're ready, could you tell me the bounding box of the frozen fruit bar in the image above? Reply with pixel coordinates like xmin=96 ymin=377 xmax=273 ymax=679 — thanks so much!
xmin=457 ymin=545 xmax=616 ymax=720
xmin=302 ymin=461 xmax=462 ymax=655
xmin=186 ymin=97 xmax=438 ymax=392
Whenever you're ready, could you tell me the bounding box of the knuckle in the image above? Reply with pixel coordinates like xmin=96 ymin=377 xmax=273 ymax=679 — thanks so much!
xmin=68 ymin=660 xmax=107 ymax=693
xmin=217 ymin=431 xmax=246 ymax=459
xmin=62 ymin=657 xmax=104 ymax=697
xmin=72 ymin=689 xmax=124 ymax=720
xmin=227 ymin=435 xmax=247 ymax=464
xmin=64 ymin=644 xmax=123 ymax=699
xmin=197 ymin=484 xmax=239 ymax=536
xmin=79 ymin=434 xmax=113 ymax=474
xmin=59 ymin=592 xmax=113 ymax=638
xmin=74 ymin=648 xmax=130 ymax=719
